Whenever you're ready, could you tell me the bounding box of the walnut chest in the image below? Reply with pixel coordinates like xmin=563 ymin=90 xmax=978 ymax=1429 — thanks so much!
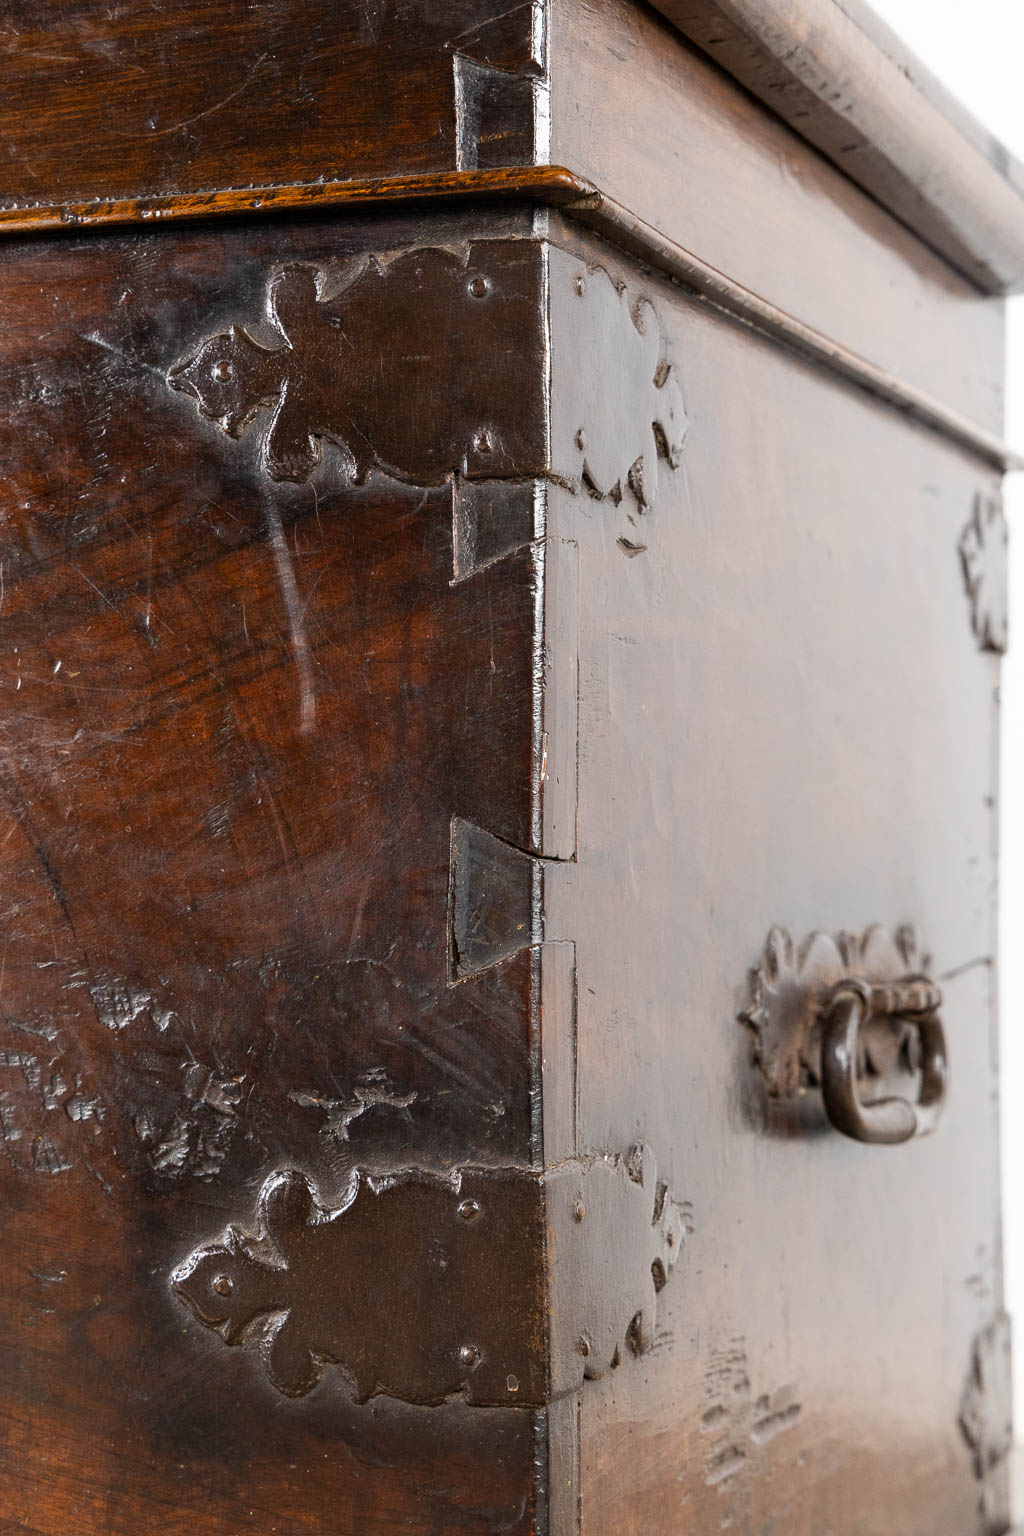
xmin=0 ymin=3 xmax=1021 ymax=1534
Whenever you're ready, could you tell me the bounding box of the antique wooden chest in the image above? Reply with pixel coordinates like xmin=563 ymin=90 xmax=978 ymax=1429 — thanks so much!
xmin=1 ymin=2 xmax=1022 ymax=1533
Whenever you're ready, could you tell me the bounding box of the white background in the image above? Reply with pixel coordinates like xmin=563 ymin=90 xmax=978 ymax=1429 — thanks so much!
xmin=864 ymin=0 xmax=1024 ymax=1428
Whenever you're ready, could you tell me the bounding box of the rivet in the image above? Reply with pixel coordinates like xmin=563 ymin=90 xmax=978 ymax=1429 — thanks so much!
xmin=211 ymin=360 xmax=233 ymax=383
xmin=575 ymin=429 xmax=586 ymax=452
xmin=459 ymin=1344 xmax=481 ymax=1368
xmin=469 ymin=275 xmax=489 ymax=298
xmin=572 ymin=1199 xmax=585 ymax=1223
xmin=574 ymin=275 xmax=586 ymax=297
xmin=458 ymin=1198 xmax=482 ymax=1223
xmin=473 ymin=429 xmax=493 ymax=455
xmin=214 ymin=1275 xmax=233 ymax=1297
xmin=506 ymin=1374 xmax=520 ymax=1393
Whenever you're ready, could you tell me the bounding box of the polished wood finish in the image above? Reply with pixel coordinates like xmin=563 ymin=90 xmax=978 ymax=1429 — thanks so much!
xmin=0 ymin=208 xmax=547 ymax=1536
xmin=0 ymin=3 xmax=1017 ymax=1534
xmin=0 ymin=166 xmax=592 ymax=236
xmin=0 ymin=1 xmax=543 ymax=206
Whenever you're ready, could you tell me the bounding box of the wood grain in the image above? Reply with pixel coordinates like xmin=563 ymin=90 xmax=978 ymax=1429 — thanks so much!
xmin=0 ymin=0 xmax=542 ymax=209
xmin=0 ymin=207 xmax=548 ymax=1535
xmin=0 ymin=166 xmax=592 ymax=237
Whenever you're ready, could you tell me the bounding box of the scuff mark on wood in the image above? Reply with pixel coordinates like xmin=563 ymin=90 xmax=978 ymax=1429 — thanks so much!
xmin=289 ymin=1067 xmax=417 ymax=1141
xmin=701 ymin=1341 xmax=802 ymax=1494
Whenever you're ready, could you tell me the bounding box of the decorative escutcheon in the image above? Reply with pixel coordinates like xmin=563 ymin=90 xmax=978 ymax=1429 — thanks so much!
xmin=741 ymin=925 xmax=947 ymax=1144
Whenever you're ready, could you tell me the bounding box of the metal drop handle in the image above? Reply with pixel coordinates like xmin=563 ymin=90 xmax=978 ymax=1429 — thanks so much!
xmin=820 ymin=977 xmax=947 ymax=1144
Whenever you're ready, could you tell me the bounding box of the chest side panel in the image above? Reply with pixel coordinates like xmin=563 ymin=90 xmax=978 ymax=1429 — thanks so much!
xmin=544 ymin=228 xmax=1005 ymax=1535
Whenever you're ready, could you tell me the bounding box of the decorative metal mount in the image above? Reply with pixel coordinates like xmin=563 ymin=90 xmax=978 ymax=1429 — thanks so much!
xmin=168 ymin=243 xmax=547 ymax=486
xmin=555 ymin=252 xmax=687 ymax=514
xmin=451 ymin=1 xmax=545 ymax=173
xmin=449 ymin=816 xmax=541 ymax=978
xmin=172 ymin=1146 xmax=685 ymax=1407
xmin=960 ymin=1314 xmax=1013 ymax=1533
xmin=960 ymin=1313 xmax=1013 ymax=1478
xmin=959 ymin=492 xmax=1008 ymax=654
xmin=741 ymin=926 xmax=947 ymax=1144
xmin=167 ymin=245 xmax=686 ymax=512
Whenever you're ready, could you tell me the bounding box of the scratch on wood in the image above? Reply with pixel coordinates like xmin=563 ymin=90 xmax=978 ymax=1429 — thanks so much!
xmin=264 ymin=495 xmax=317 ymax=736
xmin=88 ymin=976 xmax=155 ymax=1032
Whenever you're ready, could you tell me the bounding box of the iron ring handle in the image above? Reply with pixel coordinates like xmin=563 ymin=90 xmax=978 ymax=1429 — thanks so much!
xmin=820 ymin=979 xmax=948 ymax=1145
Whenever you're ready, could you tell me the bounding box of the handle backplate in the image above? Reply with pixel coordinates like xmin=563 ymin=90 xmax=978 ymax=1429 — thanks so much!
xmin=741 ymin=925 xmax=946 ymax=1144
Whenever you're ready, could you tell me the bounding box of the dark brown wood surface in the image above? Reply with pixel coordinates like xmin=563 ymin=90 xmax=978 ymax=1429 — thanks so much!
xmin=0 ymin=3 xmax=1014 ymax=1534
xmin=0 ymin=0 xmax=541 ymax=209
xmin=0 ymin=207 xmax=549 ymax=1535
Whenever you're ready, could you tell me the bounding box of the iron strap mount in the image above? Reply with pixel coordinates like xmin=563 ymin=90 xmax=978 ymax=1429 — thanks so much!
xmin=172 ymin=1145 xmax=687 ymax=1409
